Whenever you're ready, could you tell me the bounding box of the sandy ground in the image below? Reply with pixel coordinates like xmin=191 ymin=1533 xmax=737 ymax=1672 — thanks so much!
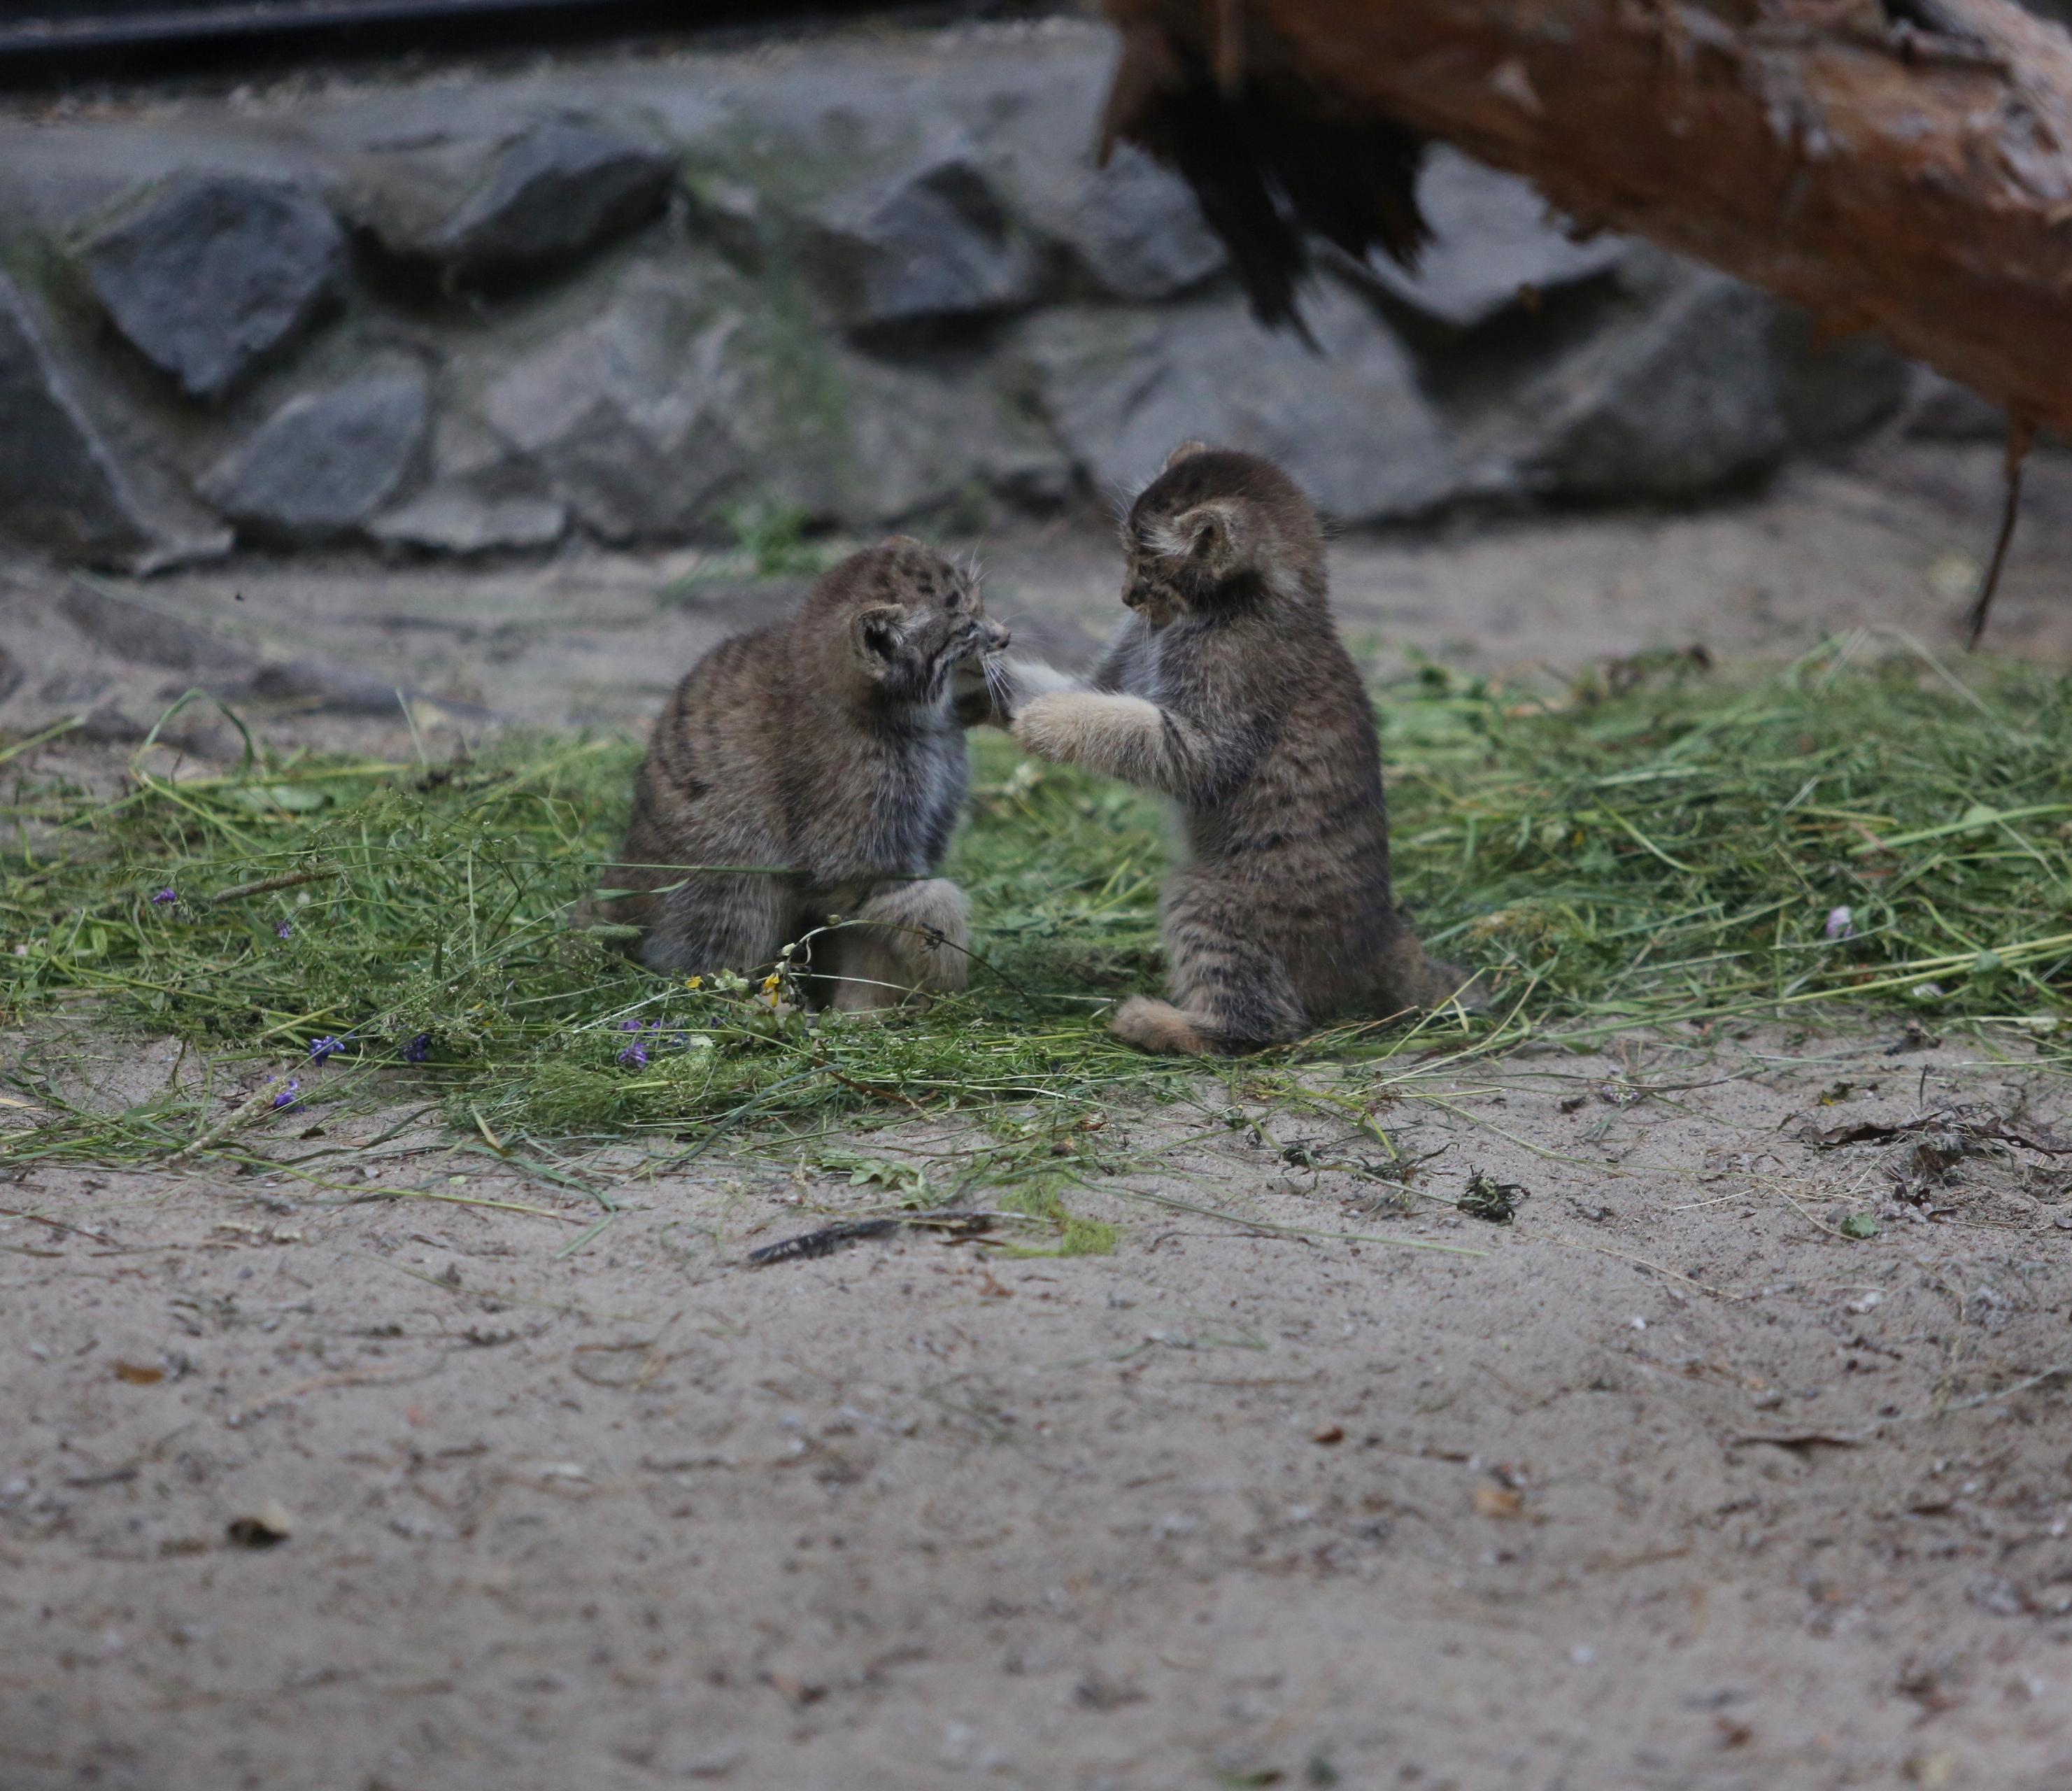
xmin=8 ymin=438 xmax=2072 ymax=758
xmin=6 ymin=439 xmax=2072 ymax=1790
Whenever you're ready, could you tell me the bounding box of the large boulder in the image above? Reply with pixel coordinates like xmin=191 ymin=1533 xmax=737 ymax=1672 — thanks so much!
xmin=1017 ymin=143 xmax=1225 ymax=303
xmin=474 ymin=272 xmax=748 ymax=542
xmin=78 ymin=173 xmax=346 ymax=400
xmin=201 ymin=367 xmax=430 ymax=545
xmin=0 ymin=273 xmax=162 ymax=566
xmin=460 ymin=256 xmax=1065 ymax=539
xmin=799 ymin=153 xmax=1042 ymax=332
xmin=1505 ymin=267 xmax=1910 ymax=497
xmin=369 ymin=490 xmax=568 ymax=556
xmin=1524 ymin=274 xmax=1792 ymax=498
xmin=1024 ymin=279 xmax=1462 ymax=521
xmin=1768 ymin=308 xmax=1909 ymax=448
xmin=349 ymin=118 xmax=674 ymax=283
xmin=1368 ymin=148 xmax=1626 ymax=331
xmin=1904 ymin=367 xmax=2012 ymax=441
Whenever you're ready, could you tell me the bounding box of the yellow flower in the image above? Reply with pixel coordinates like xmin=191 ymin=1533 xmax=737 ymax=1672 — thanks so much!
xmin=685 ymin=975 xmax=703 ymax=989
xmin=762 ymin=972 xmax=781 ymax=991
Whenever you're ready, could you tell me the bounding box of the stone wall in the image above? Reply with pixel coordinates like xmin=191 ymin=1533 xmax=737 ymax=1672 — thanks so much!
xmin=0 ymin=15 xmax=1992 ymax=572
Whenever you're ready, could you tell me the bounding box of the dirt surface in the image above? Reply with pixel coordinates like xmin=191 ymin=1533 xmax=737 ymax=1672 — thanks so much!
xmin=7 ymin=438 xmax=2072 ymax=760
xmin=6 ymin=1028 xmax=2072 ymax=1790
xmin=6 ymin=442 xmax=2072 ymax=1790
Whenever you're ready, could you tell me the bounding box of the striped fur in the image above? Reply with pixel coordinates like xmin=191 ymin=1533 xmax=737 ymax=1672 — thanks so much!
xmin=1012 ymin=446 xmax=1475 ymax=1052
xmin=602 ymin=537 xmax=1001 ymax=1008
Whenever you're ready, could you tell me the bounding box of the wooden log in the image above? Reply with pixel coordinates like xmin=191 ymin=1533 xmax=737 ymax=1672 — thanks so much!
xmin=1099 ymin=0 xmax=2072 ymax=433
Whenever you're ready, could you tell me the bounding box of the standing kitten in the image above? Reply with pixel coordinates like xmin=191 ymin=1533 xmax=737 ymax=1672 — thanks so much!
xmin=604 ymin=537 xmax=1006 ymax=1009
xmin=1011 ymin=444 xmax=1471 ymax=1053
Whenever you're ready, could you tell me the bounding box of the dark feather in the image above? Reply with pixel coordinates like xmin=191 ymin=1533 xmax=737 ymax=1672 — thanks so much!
xmin=1102 ymin=30 xmax=1428 ymax=336
xmin=746 ymin=1209 xmax=998 ymax=1267
xmin=747 ymin=1218 xmax=901 ymax=1265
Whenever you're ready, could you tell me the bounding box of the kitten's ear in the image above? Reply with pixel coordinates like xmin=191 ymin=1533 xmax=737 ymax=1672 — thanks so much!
xmin=851 ymin=604 xmax=905 ymax=672
xmin=1173 ymin=501 xmax=1243 ymax=576
xmin=1163 ymin=440 xmax=1211 ymax=471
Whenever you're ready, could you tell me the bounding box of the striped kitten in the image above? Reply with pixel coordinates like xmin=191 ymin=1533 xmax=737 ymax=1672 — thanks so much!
xmin=1011 ymin=444 xmax=1474 ymax=1053
xmin=603 ymin=537 xmax=1006 ymax=1010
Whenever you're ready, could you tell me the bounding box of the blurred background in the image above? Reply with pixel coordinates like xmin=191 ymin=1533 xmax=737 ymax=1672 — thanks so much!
xmin=1 ymin=0 xmax=2067 ymax=751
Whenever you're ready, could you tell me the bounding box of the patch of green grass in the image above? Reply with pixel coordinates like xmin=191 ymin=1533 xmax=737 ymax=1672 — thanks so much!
xmin=6 ymin=635 xmax=2071 ymax=1173
xmin=1389 ymin=636 xmax=2072 ymax=1029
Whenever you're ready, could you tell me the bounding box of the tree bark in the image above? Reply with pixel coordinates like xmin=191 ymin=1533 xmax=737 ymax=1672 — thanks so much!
xmin=1098 ymin=0 xmax=2072 ymax=433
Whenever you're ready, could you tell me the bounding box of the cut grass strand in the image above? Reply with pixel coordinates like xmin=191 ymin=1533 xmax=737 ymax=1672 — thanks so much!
xmin=6 ymin=643 xmax=2072 ymax=1170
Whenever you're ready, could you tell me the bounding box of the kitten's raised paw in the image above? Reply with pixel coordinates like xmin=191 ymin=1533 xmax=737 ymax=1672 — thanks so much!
xmin=1008 ymin=691 xmax=1077 ymax=761
xmin=1111 ymin=995 xmax=1214 ymax=1056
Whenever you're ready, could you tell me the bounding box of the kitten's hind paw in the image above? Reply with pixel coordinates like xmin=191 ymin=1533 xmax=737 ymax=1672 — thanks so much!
xmin=1112 ymin=995 xmax=1215 ymax=1056
xmin=1383 ymin=939 xmax=1491 ymax=1014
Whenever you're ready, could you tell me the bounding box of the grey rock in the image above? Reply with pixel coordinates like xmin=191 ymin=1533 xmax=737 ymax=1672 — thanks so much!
xmin=0 ymin=274 xmax=161 ymax=566
xmin=1368 ymin=148 xmax=1626 ymax=331
xmin=60 ymin=582 xmax=443 ymax=714
xmin=370 ymin=490 xmax=567 ymax=555
xmin=1026 ymin=281 xmax=1461 ymax=521
xmin=802 ymin=153 xmax=1041 ymax=332
xmin=683 ymin=174 xmax=767 ymax=269
xmin=1526 ymin=275 xmax=1791 ymax=499
xmin=36 ymin=672 xmax=111 ymax=705
xmin=1905 ymin=368 xmax=2010 ymax=442
xmin=201 ymin=368 xmax=430 ymax=545
xmin=73 ymin=705 xmax=148 ymax=744
xmin=60 ymin=579 xmax=250 ymax=674
xmin=475 ymin=271 xmax=747 ymax=542
xmin=1030 ymin=143 xmax=1223 ymax=302
xmin=354 ymin=118 xmax=674 ymax=281
xmin=79 ymin=174 xmax=346 ymax=400
xmin=1770 ymin=309 xmax=1908 ymax=448
xmin=466 ymin=255 xmax=1064 ymax=538
xmin=237 ymin=658 xmax=411 ymax=714
xmin=763 ymin=343 xmax=1070 ymax=525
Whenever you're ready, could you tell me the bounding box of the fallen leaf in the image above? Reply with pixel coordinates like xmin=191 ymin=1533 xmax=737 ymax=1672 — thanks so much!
xmin=1731 ymin=1429 xmax=1866 ymax=1451
xmin=764 ymin=1669 xmax=825 ymax=1707
xmin=1474 ymin=1484 xmax=1525 ymax=1520
xmin=225 ymin=1499 xmax=292 ymax=1548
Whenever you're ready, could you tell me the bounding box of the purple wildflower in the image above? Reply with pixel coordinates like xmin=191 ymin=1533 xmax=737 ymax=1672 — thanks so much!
xmin=271 ymin=1079 xmax=301 ymax=1111
xmin=1825 ymin=905 xmax=1855 ymax=942
xmin=150 ymin=889 xmax=177 ymax=906
xmin=618 ymin=1040 xmax=650 ymax=1068
xmin=402 ymin=1033 xmax=432 ymax=1063
xmin=308 ymin=1035 xmax=346 ymax=1063
xmin=275 ymin=919 xmax=294 ymax=940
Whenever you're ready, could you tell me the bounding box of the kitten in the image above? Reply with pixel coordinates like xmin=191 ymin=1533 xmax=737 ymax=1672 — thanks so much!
xmin=1011 ymin=443 xmax=1474 ymax=1053
xmin=603 ymin=536 xmax=1007 ymax=1010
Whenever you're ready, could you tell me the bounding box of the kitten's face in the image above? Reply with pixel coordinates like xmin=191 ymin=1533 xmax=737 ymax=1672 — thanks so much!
xmin=1119 ymin=444 xmax=1320 ymax=626
xmin=1121 ymin=492 xmax=1247 ymax=628
xmin=847 ymin=538 xmax=1007 ymax=706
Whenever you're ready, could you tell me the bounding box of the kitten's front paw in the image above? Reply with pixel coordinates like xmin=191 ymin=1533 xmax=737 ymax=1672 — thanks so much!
xmin=1009 ymin=691 xmax=1082 ymax=762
